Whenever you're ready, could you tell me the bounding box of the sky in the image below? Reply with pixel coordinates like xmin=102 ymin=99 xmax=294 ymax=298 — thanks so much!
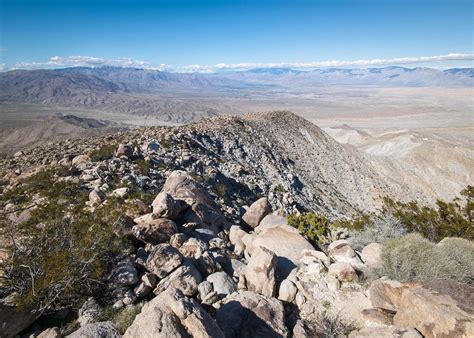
xmin=0 ymin=0 xmax=473 ymax=72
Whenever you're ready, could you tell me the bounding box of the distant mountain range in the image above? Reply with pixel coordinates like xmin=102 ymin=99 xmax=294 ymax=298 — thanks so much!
xmin=0 ymin=66 xmax=472 ymax=125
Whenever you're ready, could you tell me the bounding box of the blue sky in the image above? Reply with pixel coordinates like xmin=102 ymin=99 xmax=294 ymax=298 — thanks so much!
xmin=0 ymin=0 xmax=473 ymax=71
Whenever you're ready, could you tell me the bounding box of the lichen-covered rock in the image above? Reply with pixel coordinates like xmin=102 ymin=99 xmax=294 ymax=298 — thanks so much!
xmin=132 ymin=217 xmax=178 ymax=244
xmin=67 ymin=321 xmax=121 ymax=338
xmin=146 ymin=243 xmax=183 ymax=278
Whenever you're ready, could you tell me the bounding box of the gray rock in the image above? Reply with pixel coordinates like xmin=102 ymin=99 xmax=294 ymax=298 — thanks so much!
xmin=132 ymin=217 xmax=178 ymax=244
xmin=37 ymin=327 xmax=61 ymax=338
xmin=89 ymin=189 xmax=105 ymax=206
xmin=154 ymin=259 xmax=203 ymax=297
xmin=115 ymin=144 xmax=133 ymax=158
xmin=169 ymin=233 xmax=188 ymax=248
xmin=67 ymin=321 xmax=121 ymax=338
xmin=242 ymin=197 xmax=272 ymax=228
xmin=146 ymin=243 xmax=183 ymax=278
xmin=151 ymin=192 xmax=187 ymax=220
xmin=207 ymin=271 xmax=237 ymax=297
xmin=111 ymin=258 xmax=138 ymax=286
xmin=78 ymin=297 xmax=102 ymax=326
xmin=0 ymin=302 xmax=38 ymax=337
xmin=160 ymin=170 xmax=227 ymax=229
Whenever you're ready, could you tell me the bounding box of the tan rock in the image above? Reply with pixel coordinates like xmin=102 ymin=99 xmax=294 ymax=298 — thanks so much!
xmin=328 ymin=262 xmax=358 ymax=282
xmin=132 ymin=218 xmax=178 ymax=244
xmin=369 ymin=278 xmax=421 ymax=312
xmin=146 ymin=243 xmax=183 ymax=278
xmin=394 ymin=287 xmax=474 ymax=338
xmin=242 ymin=197 xmax=272 ymax=228
xmin=361 ymin=243 xmax=382 ymax=268
xmin=244 ymin=246 xmax=277 ymax=297
xmin=229 ymin=225 xmax=247 ymax=256
xmin=349 ymin=326 xmax=422 ymax=338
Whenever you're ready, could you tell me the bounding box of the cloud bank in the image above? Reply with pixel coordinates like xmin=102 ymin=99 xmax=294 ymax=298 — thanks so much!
xmin=11 ymin=56 xmax=171 ymax=71
xmin=6 ymin=53 xmax=474 ymax=73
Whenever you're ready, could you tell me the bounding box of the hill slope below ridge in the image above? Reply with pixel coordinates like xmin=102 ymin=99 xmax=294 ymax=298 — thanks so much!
xmin=0 ymin=115 xmax=126 ymax=155
xmin=325 ymin=125 xmax=474 ymax=202
xmin=1 ymin=111 xmax=425 ymax=218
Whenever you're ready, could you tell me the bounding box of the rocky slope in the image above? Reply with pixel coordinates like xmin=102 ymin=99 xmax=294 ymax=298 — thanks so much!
xmin=1 ymin=149 xmax=471 ymax=337
xmin=0 ymin=112 xmax=424 ymax=219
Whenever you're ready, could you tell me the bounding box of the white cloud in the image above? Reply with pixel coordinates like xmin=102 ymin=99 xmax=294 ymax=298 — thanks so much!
xmin=5 ymin=53 xmax=473 ymax=73
xmin=179 ymin=53 xmax=474 ymax=72
xmin=10 ymin=55 xmax=171 ymax=71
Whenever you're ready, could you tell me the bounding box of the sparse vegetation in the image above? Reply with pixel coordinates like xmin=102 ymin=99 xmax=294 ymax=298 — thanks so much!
xmin=288 ymin=213 xmax=331 ymax=244
xmin=90 ymin=144 xmax=117 ymax=162
xmin=0 ymin=167 xmax=128 ymax=312
xmin=377 ymin=233 xmax=474 ymax=285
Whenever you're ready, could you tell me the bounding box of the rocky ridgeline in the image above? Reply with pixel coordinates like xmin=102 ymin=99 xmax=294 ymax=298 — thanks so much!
xmin=1 ymin=111 xmax=420 ymax=220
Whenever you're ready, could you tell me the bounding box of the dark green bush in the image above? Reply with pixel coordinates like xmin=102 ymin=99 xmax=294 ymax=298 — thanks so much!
xmin=288 ymin=213 xmax=331 ymax=243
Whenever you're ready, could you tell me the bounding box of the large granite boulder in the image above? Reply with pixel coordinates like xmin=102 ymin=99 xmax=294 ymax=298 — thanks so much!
xmin=124 ymin=288 xmax=224 ymax=338
xmin=146 ymin=243 xmax=183 ymax=278
xmin=242 ymin=198 xmax=272 ymax=228
xmin=216 ymin=291 xmax=288 ymax=338
xmin=151 ymin=192 xmax=187 ymax=220
xmin=244 ymin=246 xmax=277 ymax=297
xmin=160 ymin=171 xmax=227 ymax=229
xmin=394 ymin=286 xmax=474 ymax=338
xmin=132 ymin=217 xmax=178 ymax=244
xmin=369 ymin=277 xmax=421 ymax=312
xmin=154 ymin=259 xmax=202 ymax=297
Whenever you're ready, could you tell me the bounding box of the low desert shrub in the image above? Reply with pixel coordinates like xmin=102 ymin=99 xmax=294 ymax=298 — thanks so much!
xmin=90 ymin=144 xmax=117 ymax=162
xmin=348 ymin=214 xmax=406 ymax=251
xmin=298 ymin=310 xmax=356 ymax=338
xmin=288 ymin=213 xmax=330 ymax=243
xmin=377 ymin=233 xmax=474 ymax=285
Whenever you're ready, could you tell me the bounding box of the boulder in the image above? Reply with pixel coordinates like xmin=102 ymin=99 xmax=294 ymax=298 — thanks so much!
xmin=328 ymin=240 xmax=357 ymax=263
xmin=77 ymin=297 xmax=102 ymax=326
xmin=170 ymin=233 xmax=188 ymax=248
xmin=115 ymin=144 xmax=133 ymax=158
xmin=394 ymin=287 xmax=474 ymax=338
xmin=255 ymin=214 xmax=288 ymax=233
xmin=244 ymin=246 xmax=277 ymax=297
xmin=124 ymin=288 xmax=224 ymax=338
xmin=71 ymin=154 xmax=90 ymax=166
xmin=0 ymin=302 xmax=38 ymax=337
xmin=242 ymin=197 xmax=272 ymax=228
xmin=360 ymin=308 xmax=394 ymax=326
xmin=361 ymin=243 xmax=382 ymax=268
xmin=111 ymin=187 xmax=129 ymax=199
xmin=206 ymin=271 xmax=237 ymax=298
xmin=179 ymin=238 xmax=208 ymax=258
xmin=88 ymin=189 xmax=105 ymax=206
xmin=37 ymin=327 xmax=61 ymax=338
xmin=299 ymin=249 xmax=330 ymax=268
xmin=369 ymin=278 xmax=421 ymax=312
xmin=349 ymin=326 xmax=422 ymax=338
xmin=229 ymin=225 xmax=247 ymax=255
xmin=154 ymin=259 xmax=202 ymax=297
xmin=146 ymin=243 xmax=183 ymax=278
xmin=328 ymin=262 xmax=358 ymax=282
xmin=132 ymin=218 xmax=178 ymax=244
xmin=278 ymin=279 xmax=298 ymax=303
xmin=67 ymin=321 xmax=121 ymax=338
xmin=160 ymin=171 xmax=227 ymax=229
xmin=216 ymin=291 xmax=288 ymax=338
xmin=151 ymin=192 xmax=187 ymax=219
xmin=111 ymin=258 xmax=138 ymax=286
xmin=251 ymin=224 xmax=314 ymax=280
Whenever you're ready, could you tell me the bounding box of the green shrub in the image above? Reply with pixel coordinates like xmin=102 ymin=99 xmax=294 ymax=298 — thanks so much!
xmin=288 ymin=213 xmax=330 ymax=244
xmin=90 ymin=144 xmax=117 ymax=162
xmin=113 ymin=303 xmax=143 ymax=333
xmin=377 ymin=233 xmax=474 ymax=285
xmin=134 ymin=159 xmax=150 ymax=176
